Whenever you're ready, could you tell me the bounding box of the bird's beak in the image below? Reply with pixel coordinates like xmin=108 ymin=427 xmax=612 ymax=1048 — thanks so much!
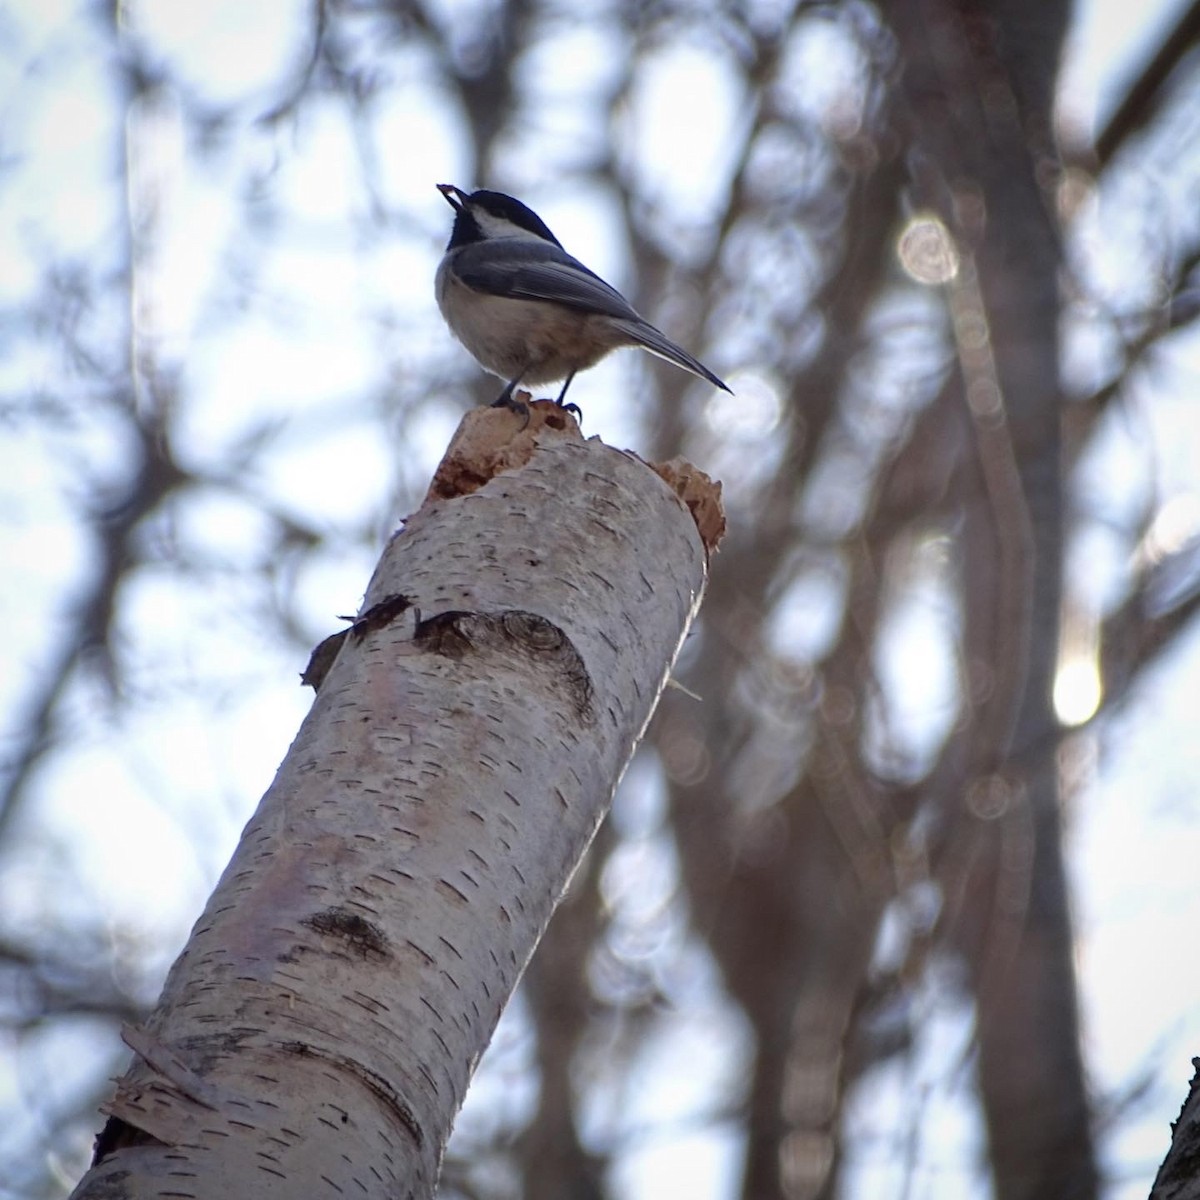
xmin=437 ymin=183 xmax=465 ymax=210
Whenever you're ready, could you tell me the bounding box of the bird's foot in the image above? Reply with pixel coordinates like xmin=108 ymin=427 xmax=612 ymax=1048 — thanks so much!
xmin=491 ymin=390 xmax=527 ymax=412
xmin=490 ymin=388 xmax=531 ymax=431
xmin=491 ymin=390 xmax=529 ymax=414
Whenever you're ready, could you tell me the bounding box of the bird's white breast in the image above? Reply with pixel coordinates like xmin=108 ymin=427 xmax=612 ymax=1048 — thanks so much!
xmin=436 ymin=254 xmax=616 ymax=386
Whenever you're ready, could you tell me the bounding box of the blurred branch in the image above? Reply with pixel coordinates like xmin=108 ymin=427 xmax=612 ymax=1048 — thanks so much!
xmin=890 ymin=5 xmax=1099 ymax=1200
xmin=516 ymin=825 xmax=610 ymax=1200
xmin=257 ymin=0 xmax=330 ymax=126
xmin=662 ymin=40 xmax=911 ymax=1195
xmin=1066 ymin=242 xmax=1200 ymax=461
xmin=0 ymin=938 xmax=145 ymax=1027
xmin=438 ymin=0 xmax=536 ymax=182
xmin=1102 ymin=555 xmax=1200 ymax=705
xmin=0 ymin=406 xmax=191 ymax=842
xmin=1094 ymin=0 xmax=1200 ymax=167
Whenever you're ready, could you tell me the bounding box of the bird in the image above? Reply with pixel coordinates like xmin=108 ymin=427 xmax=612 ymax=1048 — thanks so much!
xmin=435 ymin=184 xmax=730 ymax=412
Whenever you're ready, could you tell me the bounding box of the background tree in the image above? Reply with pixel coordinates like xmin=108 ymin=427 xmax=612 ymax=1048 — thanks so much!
xmin=3 ymin=1 xmax=1200 ymax=1198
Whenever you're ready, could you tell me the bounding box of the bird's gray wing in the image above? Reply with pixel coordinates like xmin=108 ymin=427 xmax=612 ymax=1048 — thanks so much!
xmin=452 ymin=241 xmax=641 ymax=320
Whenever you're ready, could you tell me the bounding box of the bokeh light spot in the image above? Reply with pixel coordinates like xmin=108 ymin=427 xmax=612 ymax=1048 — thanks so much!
xmin=897 ymin=214 xmax=960 ymax=285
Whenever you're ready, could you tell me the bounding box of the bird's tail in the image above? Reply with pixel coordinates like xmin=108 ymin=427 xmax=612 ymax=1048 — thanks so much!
xmin=615 ymin=318 xmax=731 ymax=393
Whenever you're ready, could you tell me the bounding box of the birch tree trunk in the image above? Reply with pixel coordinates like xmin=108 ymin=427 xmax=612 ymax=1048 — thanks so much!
xmin=69 ymin=403 xmax=723 ymax=1200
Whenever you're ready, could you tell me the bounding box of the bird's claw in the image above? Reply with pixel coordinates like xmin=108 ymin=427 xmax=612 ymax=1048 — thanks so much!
xmin=491 ymin=391 xmax=529 ymax=414
xmin=490 ymin=389 xmax=531 ymax=431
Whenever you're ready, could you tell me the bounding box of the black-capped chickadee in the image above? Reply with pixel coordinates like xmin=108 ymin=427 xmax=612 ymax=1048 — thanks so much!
xmin=435 ymin=184 xmax=730 ymax=410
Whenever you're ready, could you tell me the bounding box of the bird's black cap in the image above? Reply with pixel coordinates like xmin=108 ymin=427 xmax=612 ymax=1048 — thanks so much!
xmin=438 ymin=184 xmax=563 ymax=250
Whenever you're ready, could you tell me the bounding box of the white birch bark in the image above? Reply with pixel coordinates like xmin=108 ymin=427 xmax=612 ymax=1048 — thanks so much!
xmin=69 ymin=404 xmax=723 ymax=1200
